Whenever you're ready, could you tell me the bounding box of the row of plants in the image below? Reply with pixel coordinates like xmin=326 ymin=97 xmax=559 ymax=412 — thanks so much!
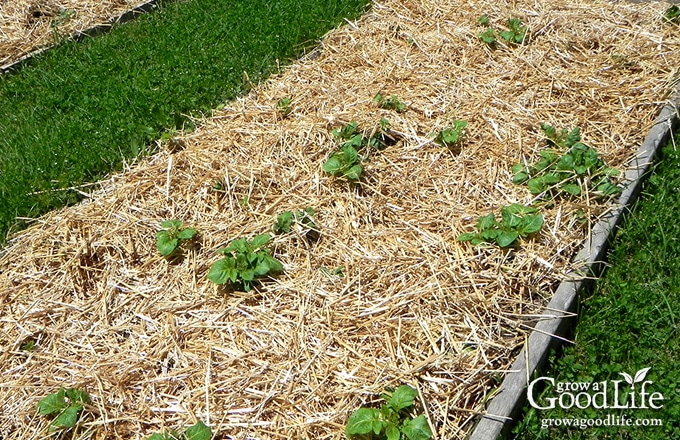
xmin=37 ymin=387 xmax=211 ymax=439
xmin=458 ymin=123 xmax=620 ymax=248
xmin=476 ymin=6 xmax=679 ymax=49
xmin=36 ymin=384 xmax=432 ymax=440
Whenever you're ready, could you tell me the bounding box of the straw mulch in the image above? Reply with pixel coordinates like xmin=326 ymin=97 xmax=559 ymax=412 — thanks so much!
xmin=0 ymin=0 xmax=141 ymax=67
xmin=1 ymin=0 xmax=679 ymax=438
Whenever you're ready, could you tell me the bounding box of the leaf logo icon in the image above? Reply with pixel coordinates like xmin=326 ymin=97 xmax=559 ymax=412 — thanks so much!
xmin=619 ymin=367 xmax=651 ymax=390
xmin=620 ymin=372 xmax=634 ymax=386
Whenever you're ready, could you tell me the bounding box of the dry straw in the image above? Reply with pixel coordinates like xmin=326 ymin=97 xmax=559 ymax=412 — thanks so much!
xmin=0 ymin=0 xmax=141 ymax=66
xmin=1 ymin=0 xmax=680 ymax=439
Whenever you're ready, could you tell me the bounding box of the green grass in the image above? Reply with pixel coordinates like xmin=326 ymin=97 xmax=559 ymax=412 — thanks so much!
xmin=0 ymin=0 xmax=371 ymax=242
xmin=513 ymin=132 xmax=680 ymax=439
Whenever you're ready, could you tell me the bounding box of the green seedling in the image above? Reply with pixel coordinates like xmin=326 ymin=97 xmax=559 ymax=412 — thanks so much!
xmin=458 ymin=203 xmax=544 ymax=248
xmin=373 ymin=94 xmax=407 ymax=113
xmin=156 ymin=220 xmax=198 ymax=256
xmin=323 ymin=144 xmax=364 ymax=181
xmin=512 ymin=124 xmax=620 ymax=197
xmin=345 ymin=385 xmax=433 ymax=440
xmin=325 ymin=121 xmax=399 ymax=181
xmin=51 ymin=8 xmax=76 ymax=29
xmin=478 ymin=28 xmax=497 ymax=45
xmin=499 ymin=18 xmax=527 ymax=45
xmin=277 ymin=97 xmax=292 ymax=117
xmin=273 ymin=208 xmax=317 ymax=235
xmin=148 ymin=420 xmax=212 ymax=440
xmin=664 ymin=5 xmax=680 ymax=24
xmin=332 ymin=120 xmax=397 ymax=151
xmin=434 ymin=120 xmax=468 ymax=151
xmin=37 ymin=388 xmax=90 ymax=433
xmin=207 ymin=233 xmax=283 ymax=292
xmin=321 ymin=266 xmax=345 ymax=278
xmin=478 ymin=17 xmax=527 ymax=46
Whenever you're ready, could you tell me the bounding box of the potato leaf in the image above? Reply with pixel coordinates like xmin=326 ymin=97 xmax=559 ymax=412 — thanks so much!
xmin=346 ymin=408 xmax=381 ymax=436
xmin=38 ymin=389 xmax=67 ymax=415
xmin=184 ymin=420 xmax=212 ymax=440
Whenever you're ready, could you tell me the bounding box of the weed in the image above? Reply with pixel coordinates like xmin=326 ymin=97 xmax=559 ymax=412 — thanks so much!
xmin=512 ymin=124 xmax=620 ymax=197
xmin=156 ymin=220 xmax=198 ymax=256
xmin=277 ymin=97 xmax=293 ymax=117
xmin=345 ymin=385 xmax=433 ymax=440
xmin=434 ymin=121 xmax=468 ymax=151
xmin=148 ymin=420 xmax=212 ymax=440
xmin=477 ymin=15 xmax=491 ymax=26
xmin=273 ymin=207 xmax=317 ymax=236
xmin=37 ymin=388 xmax=90 ymax=433
xmin=207 ymin=233 xmax=283 ymax=292
xmin=373 ymin=94 xmax=407 ymax=113
xmin=458 ymin=203 xmax=544 ymax=248
xmin=664 ymin=5 xmax=680 ymax=24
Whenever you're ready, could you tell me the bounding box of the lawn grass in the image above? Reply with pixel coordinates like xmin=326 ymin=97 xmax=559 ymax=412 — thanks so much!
xmin=0 ymin=0 xmax=371 ymax=242
xmin=512 ymin=131 xmax=680 ymax=439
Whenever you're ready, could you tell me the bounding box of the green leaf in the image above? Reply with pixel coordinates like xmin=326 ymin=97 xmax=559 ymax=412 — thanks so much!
xmin=498 ymin=30 xmax=514 ymax=43
xmin=240 ymin=269 xmax=255 ymax=282
xmin=50 ymin=405 xmax=82 ymax=430
xmin=527 ymin=178 xmax=546 ymax=194
xmin=184 ymin=421 xmax=212 ymax=440
xmin=481 ymin=229 xmax=501 ymax=240
xmin=346 ymin=407 xmax=381 ymax=436
xmin=496 ymin=230 xmax=519 ymax=248
xmin=477 ymin=15 xmax=490 ymax=26
xmin=401 ymin=415 xmax=433 ymax=440
xmin=250 ymin=233 xmax=271 ymax=249
xmin=147 ymin=434 xmax=170 ymax=440
xmin=207 ymin=259 xmax=231 ymax=285
xmin=224 ymin=238 xmax=247 ymax=254
xmin=562 ymin=183 xmax=582 ymax=196
xmin=254 ymin=259 xmax=271 ymax=276
xmin=457 ymin=232 xmax=478 ymax=242
xmin=388 ymin=385 xmax=418 ymax=412
xmin=156 ymin=232 xmax=180 ymax=256
xmin=342 ymin=145 xmax=359 ymax=165
xmin=344 ymin=164 xmax=363 ymax=181
xmin=263 ymin=254 xmax=284 ymax=273
xmin=65 ymin=388 xmax=90 ymax=404
xmin=38 ymin=389 xmax=67 ymax=415
xmin=161 ymin=219 xmax=183 ymax=229
xmin=520 ymin=214 xmax=544 ymax=235
xmin=385 ymin=423 xmax=401 ymax=440
xmin=323 ymin=155 xmax=344 ymax=174
xmin=274 ymin=211 xmax=294 ymax=233
xmin=476 ymin=213 xmax=496 ymax=231
xmin=478 ymin=28 xmax=496 ymax=44
xmin=177 ymin=228 xmax=198 ymax=240
xmin=512 ymin=172 xmax=529 ymax=184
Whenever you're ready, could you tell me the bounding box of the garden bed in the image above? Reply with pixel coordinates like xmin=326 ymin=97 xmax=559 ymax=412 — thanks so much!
xmin=1 ymin=0 xmax=680 ymax=439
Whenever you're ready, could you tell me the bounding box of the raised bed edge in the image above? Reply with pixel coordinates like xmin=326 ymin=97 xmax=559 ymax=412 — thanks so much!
xmin=466 ymin=85 xmax=680 ymax=440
